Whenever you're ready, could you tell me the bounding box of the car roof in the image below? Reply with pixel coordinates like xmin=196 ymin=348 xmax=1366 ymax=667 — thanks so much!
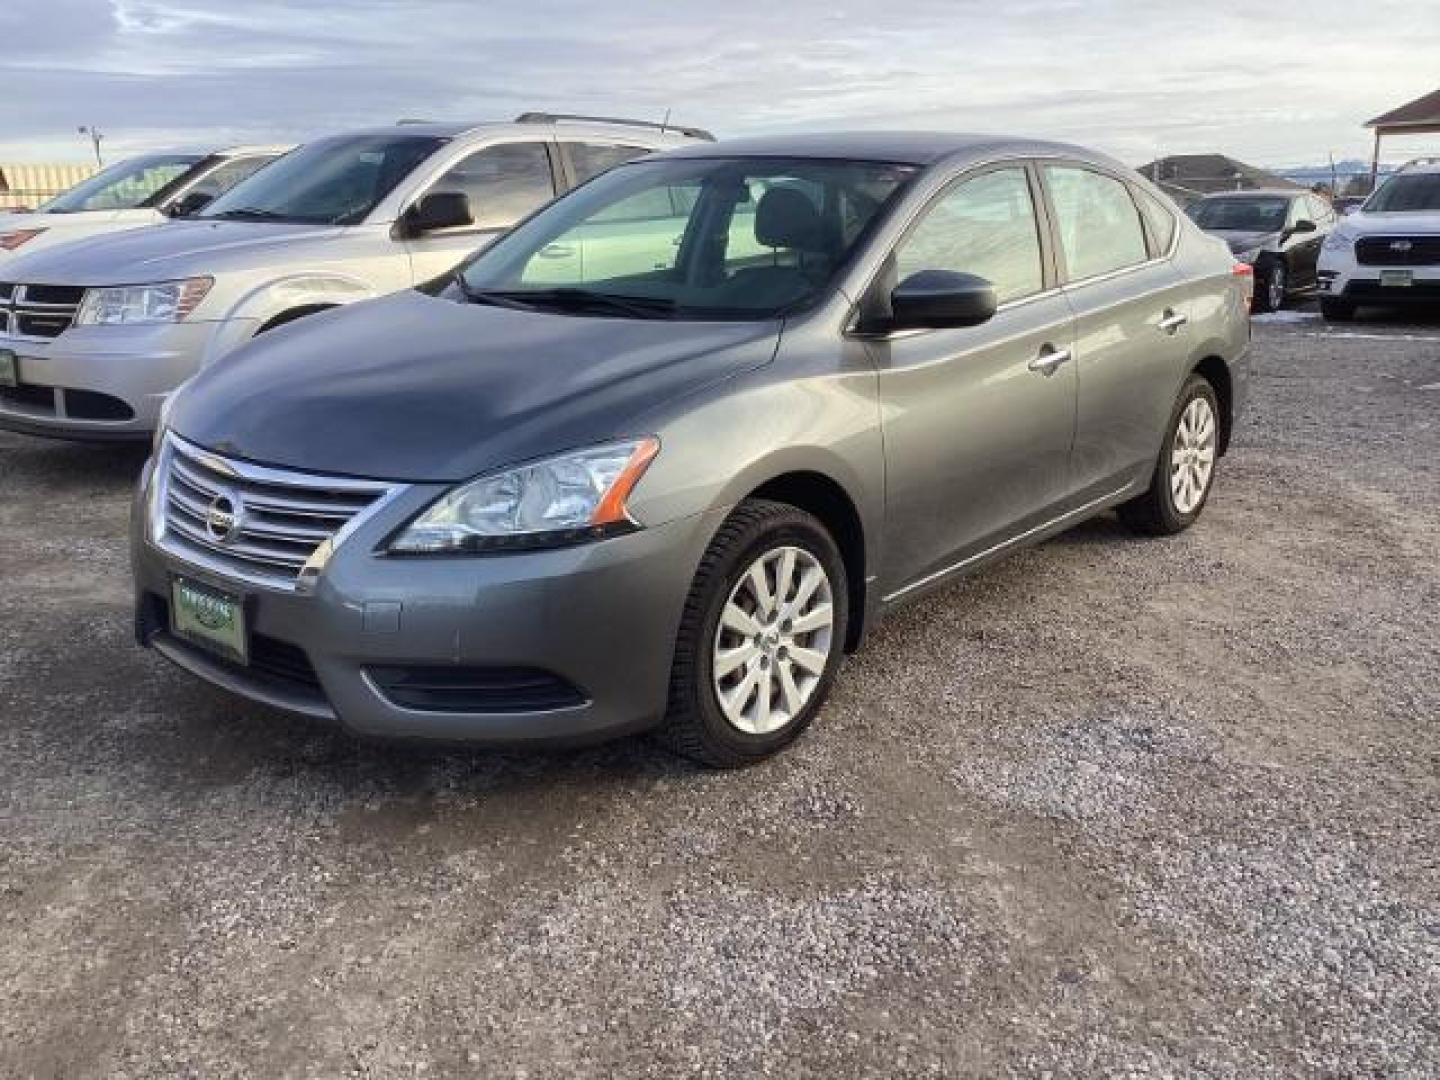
xmin=214 ymin=144 xmax=295 ymax=157
xmin=1194 ymin=188 xmax=1302 ymax=200
xmin=311 ymin=119 xmax=698 ymax=146
xmin=652 ymin=131 xmax=1131 ymax=172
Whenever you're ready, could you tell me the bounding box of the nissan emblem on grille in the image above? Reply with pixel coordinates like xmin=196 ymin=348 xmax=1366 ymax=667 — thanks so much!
xmin=157 ymin=435 xmax=395 ymax=591
xmin=204 ymin=492 xmax=244 ymax=544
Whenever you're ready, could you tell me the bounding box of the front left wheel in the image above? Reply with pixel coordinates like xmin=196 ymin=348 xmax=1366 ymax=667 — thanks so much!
xmin=659 ymin=499 xmax=848 ymax=768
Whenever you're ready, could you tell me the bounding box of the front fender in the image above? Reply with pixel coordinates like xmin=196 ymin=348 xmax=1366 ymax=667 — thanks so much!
xmin=224 ymin=271 xmax=379 ymax=329
xmin=197 ymin=272 xmax=381 ymax=368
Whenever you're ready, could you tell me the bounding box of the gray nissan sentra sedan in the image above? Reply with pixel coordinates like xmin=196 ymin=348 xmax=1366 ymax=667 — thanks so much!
xmin=132 ymin=133 xmax=1251 ymax=767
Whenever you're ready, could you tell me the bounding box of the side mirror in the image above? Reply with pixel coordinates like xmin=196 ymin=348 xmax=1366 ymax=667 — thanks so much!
xmin=1289 ymin=219 xmax=1316 ymax=235
xmin=169 ymin=191 xmax=215 ymax=217
xmin=405 ymin=191 xmax=473 ymax=235
xmin=888 ymin=270 xmax=998 ymax=330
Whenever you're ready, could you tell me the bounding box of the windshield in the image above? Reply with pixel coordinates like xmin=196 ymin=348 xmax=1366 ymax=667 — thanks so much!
xmin=200 ymin=133 xmax=445 ymax=226
xmin=1186 ymin=196 xmax=1290 ymax=232
xmin=1364 ymin=173 xmax=1440 ymax=213
xmin=40 ymin=154 xmax=203 ymax=213
xmin=456 ymin=156 xmax=917 ymax=320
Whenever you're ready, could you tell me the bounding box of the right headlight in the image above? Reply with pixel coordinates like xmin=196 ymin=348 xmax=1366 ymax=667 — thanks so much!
xmin=387 ymin=437 xmax=660 ymax=555
xmin=1322 ymin=229 xmax=1355 ymax=253
xmin=75 ymin=277 xmax=213 ymax=326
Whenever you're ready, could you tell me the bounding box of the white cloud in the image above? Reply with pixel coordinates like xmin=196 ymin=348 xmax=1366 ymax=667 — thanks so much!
xmin=2 ymin=0 xmax=1436 ymax=167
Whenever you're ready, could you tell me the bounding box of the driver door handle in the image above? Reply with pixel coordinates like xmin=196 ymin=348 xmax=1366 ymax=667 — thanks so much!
xmin=1158 ymin=310 xmax=1188 ymax=333
xmin=1028 ymin=345 xmax=1072 ymax=376
xmin=538 ymin=243 xmax=576 ymax=259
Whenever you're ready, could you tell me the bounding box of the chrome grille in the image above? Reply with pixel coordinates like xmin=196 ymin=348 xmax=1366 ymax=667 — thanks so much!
xmin=154 ymin=434 xmax=397 ymax=591
xmin=0 ymin=283 xmax=85 ymax=339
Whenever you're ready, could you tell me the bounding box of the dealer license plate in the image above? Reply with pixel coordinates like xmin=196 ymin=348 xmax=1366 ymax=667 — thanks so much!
xmin=171 ymin=577 xmax=247 ymax=664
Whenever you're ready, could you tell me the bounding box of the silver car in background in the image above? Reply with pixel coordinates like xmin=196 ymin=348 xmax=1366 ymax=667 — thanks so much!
xmin=0 ymin=145 xmax=288 ymax=261
xmin=0 ymin=114 xmax=709 ymax=439
xmin=133 ymin=133 xmax=1251 ymax=767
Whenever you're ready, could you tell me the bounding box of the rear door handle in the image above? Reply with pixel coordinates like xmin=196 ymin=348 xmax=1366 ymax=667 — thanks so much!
xmin=539 ymin=243 xmax=576 ymax=259
xmin=1158 ymin=310 xmax=1188 ymax=333
xmin=1028 ymin=345 xmax=1072 ymax=376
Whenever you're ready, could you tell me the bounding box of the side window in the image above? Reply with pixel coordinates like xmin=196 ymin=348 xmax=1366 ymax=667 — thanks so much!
xmin=1044 ymin=165 xmax=1149 ymax=281
xmin=184 ymin=156 xmax=272 ymax=199
xmin=429 ymin=142 xmax=556 ymax=230
xmin=1135 ymin=186 xmax=1178 ymax=255
xmin=567 ymin=143 xmax=649 ymax=185
xmin=895 ymin=167 xmax=1044 ymax=303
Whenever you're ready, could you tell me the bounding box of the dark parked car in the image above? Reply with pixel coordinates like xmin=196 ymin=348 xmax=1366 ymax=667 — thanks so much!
xmin=1186 ymin=189 xmax=1336 ymax=312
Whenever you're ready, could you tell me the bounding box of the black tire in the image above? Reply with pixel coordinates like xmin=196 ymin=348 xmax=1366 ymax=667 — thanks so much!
xmin=1320 ymin=297 xmax=1356 ymax=322
xmin=658 ymin=498 xmax=849 ymax=768
xmin=1118 ymin=374 xmax=1221 ymax=536
xmin=1252 ymin=259 xmax=1286 ymax=313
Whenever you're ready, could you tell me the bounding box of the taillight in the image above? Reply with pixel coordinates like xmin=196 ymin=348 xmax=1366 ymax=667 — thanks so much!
xmin=1232 ymin=262 xmax=1254 ymax=313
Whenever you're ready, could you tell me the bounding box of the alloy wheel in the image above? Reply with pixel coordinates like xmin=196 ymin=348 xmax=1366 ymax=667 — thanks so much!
xmin=711 ymin=545 xmax=835 ymax=735
xmin=1268 ymin=265 xmax=1286 ymax=311
xmin=1170 ymin=396 xmax=1217 ymax=514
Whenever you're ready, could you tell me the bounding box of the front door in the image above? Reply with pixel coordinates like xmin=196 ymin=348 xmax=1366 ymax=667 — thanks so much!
xmin=868 ymin=165 xmax=1078 ymax=594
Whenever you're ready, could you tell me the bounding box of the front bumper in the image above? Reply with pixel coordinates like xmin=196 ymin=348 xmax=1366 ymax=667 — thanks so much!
xmin=1318 ymin=259 xmax=1440 ymax=306
xmin=131 ymin=456 xmax=722 ymax=744
xmin=0 ymin=318 xmax=256 ymax=440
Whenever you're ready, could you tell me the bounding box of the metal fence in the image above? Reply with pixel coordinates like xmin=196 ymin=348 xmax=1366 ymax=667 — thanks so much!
xmin=0 ymin=189 xmax=65 ymax=211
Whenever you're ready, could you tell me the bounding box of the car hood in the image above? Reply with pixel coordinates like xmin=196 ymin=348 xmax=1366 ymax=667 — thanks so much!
xmin=0 ymin=208 xmax=159 ymax=228
xmin=1345 ymin=210 xmax=1440 ymax=234
xmin=1207 ymin=229 xmax=1279 ymax=253
xmin=169 ymin=289 xmax=782 ymax=482
xmin=0 ymin=218 xmax=341 ymax=284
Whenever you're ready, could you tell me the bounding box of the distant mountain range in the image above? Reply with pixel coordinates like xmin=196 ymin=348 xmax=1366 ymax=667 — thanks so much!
xmin=1278 ymin=159 xmax=1396 ymax=184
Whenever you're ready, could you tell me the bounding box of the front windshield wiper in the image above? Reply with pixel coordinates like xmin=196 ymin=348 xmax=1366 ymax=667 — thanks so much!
xmin=204 ymin=207 xmax=297 ymax=222
xmin=479 ymin=287 xmax=677 ymax=319
xmin=452 ymin=277 xmax=547 ymax=312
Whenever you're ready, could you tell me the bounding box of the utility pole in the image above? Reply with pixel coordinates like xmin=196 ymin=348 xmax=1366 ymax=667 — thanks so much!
xmin=77 ymin=125 xmax=104 ymax=167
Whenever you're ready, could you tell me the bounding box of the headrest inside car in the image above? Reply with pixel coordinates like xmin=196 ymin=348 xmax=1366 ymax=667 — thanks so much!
xmin=754 ymin=187 xmax=825 ymax=252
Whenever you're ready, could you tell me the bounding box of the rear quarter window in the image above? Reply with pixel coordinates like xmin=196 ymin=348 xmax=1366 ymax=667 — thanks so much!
xmin=1135 ymin=187 xmax=1178 ymax=255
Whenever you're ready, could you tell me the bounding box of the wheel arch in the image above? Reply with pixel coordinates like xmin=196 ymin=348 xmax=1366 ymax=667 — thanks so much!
xmin=256 ymin=303 xmax=338 ymax=334
xmin=1191 ymin=355 xmax=1234 ymax=454
xmin=745 ymin=470 xmax=869 ymax=652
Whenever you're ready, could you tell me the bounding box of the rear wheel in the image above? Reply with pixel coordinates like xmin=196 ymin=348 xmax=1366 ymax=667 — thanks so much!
xmin=1253 ymin=259 xmax=1286 ymax=313
xmin=659 ymin=499 xmax=848 ymax=768
xmin=1118 ymin=375 xmax=1220 ymax=536
xmin=1320 ymin=297 xmax=1356 ymax=322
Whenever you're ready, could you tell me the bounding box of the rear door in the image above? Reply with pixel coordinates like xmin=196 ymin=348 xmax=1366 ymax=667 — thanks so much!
xmin=868 ymin=163 xmax=1079 ymax=594
xmin=402 ymin=140 xmax=563 ymax=283
xmin=1041 ymin=163 xmax=1192 ymax=498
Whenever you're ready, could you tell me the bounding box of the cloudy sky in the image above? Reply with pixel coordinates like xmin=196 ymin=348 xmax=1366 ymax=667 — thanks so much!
xmin=5 ymin=0 xmax=1438 ymax=168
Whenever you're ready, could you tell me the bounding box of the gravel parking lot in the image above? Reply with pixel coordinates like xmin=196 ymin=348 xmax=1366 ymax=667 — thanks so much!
xmin=1 ymin=307 xmax=1437 ymax=1078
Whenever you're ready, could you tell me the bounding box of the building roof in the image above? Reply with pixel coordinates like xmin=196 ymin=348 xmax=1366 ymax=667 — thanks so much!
xmin=1367 ymin=88 xmax=1440 ymax=130
xmin=1134 ymin=154 xmax=1302 ymax=200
